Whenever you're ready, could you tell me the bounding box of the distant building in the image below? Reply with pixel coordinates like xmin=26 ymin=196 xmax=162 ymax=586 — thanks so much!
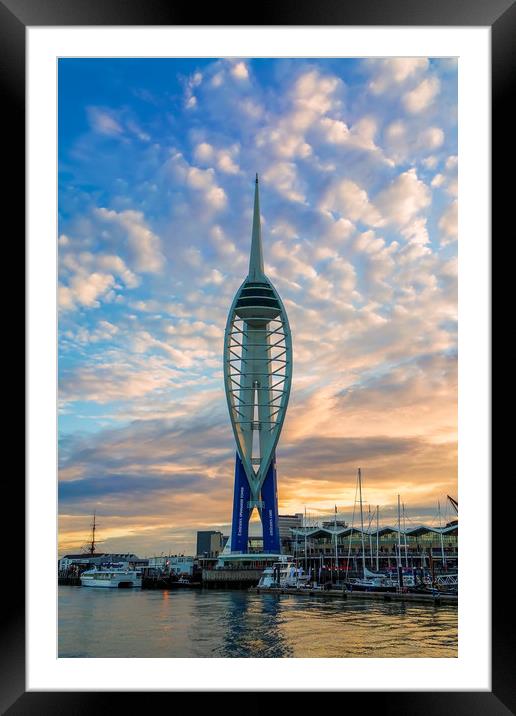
xmin=278 ymin=513 xmax=304 ymax=552
xmin=248 ymin=536 xmax=263 ymax=553
xmin=59 ymin=553 xmax=144 ymax=571
xmin=196 ymin=531 xmax=224 ymax=558
xmin=322 ymin=520 xmax=348 ymax=529
xmin=147 ymin=555 xmax=194 ymax=576
xmin=290 ymin=523 xmax=458 ymax=573
xmin=278 ymin=513 xmax=304 ymax=538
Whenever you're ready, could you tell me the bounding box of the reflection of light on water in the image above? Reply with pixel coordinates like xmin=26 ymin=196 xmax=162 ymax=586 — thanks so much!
xmin=274 ymin=597 xmax=457 ymax=658
xmin=58 ymin=587 xmax=457 ymax=659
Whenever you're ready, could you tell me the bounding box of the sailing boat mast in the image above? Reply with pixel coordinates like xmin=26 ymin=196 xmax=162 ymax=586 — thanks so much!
xmin=438 ymin=500 xmax=446 ymax=568
xmin=397 ymin=495 xmax=402 ymax=584
xmin=358 ymin=468 xmax=366 ymax=577
xmin=304 ymin=506 xmax=308 ymax=572
xmin=376 ymin=505 xmax=380 ymax=572
xmin=368 ymin=504 xmax=373 ymax=567
xmin=402 ymin=502 xmax=408 ymax=567
xmin=334 ymin=504 xmax=339 ymax=582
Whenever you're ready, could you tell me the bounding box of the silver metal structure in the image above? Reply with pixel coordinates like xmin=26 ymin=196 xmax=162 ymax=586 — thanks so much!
xmin=223 ymin=175 xmax=293 ymax=512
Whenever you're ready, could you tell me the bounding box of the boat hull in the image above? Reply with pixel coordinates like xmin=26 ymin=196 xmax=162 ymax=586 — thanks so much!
xmin=168 ymin=581 xmax=202 ymax=588
xmin=345 ymin=582 xmax=397 ymax=593
xmin=80 ymin=574 xmax=142 ymax=588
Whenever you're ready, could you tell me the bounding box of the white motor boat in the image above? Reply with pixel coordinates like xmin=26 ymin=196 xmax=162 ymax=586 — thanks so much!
xmin=257 ymin=561 xmax=310 ymax=589
xmin=346 ymin=566 xmax=398 ymax=592
xmin=80 ymin=564 xmax=142 ymax=588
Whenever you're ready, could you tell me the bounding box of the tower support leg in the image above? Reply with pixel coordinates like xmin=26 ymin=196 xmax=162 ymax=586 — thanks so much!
xmin=230 ymin=453 xmax=252 ymax=553
xmin=260 ymin=454 xmax=281 ymax=554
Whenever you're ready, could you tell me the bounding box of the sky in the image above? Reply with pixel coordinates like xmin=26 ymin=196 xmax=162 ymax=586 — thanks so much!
xmin=58 ymin=57 xmax=458 ymax=556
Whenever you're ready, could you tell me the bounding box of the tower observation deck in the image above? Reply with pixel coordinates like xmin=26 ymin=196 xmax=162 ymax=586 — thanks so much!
xmin=223 ymin=175 xmax=293 ymax=554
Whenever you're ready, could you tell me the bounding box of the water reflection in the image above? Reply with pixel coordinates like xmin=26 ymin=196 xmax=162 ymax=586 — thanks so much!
xmin=219 ymin=592 xmax=292 ymax=657
xmin=58 ymin=587 xmax=457 ymax=658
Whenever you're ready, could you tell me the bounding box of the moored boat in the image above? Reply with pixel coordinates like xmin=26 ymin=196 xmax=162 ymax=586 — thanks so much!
xmin=257 ymin=560 xmax=310 ymax=589
xmin=168 ymin=576 xmax=202 ymax=588
xmin=80 ymin=564 xmax=142 ymax=588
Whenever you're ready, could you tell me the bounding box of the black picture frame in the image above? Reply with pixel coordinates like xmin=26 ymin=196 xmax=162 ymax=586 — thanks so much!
xmin=6 ymin=0 xmax=504 ymax=710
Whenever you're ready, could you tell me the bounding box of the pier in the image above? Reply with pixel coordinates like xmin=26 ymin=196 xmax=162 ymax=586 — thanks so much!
xmin=58 ymin=575 xmax=81 ymax=586
xmin=250 ymin=585 xmax=457 ymax=605
xmin=202 ymin=568 xmax=263 ymax=588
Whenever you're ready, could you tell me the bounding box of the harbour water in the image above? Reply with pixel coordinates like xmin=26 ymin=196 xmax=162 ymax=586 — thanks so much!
xmin=58 ymin=586 xmax=457 ymax=658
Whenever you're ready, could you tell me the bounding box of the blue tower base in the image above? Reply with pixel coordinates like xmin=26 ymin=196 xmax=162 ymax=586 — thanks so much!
xmin=230 ymin=453 xmax=281 ymax=554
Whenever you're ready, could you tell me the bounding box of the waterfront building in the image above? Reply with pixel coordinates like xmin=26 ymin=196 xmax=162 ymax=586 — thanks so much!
xmin=223 ymin=176 xmax=292 ymax=555
xmin=147 ymin=555 xmax=194 ymax=575
xmin=196 ymin=530 xmax=225 ymax=558
xmin=321 ymin=519 xmax=348 ymax=529
xmin=290 ymin=523 xmax=458 ymax=574
xmin=58 ymin=552 xmax=146 ymax=573
xmin=278 ymin=513 xmax=304 ymax=552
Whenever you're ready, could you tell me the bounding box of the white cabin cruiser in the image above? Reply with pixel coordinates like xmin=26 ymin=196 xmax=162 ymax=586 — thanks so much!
xmin=346 ymin=566 xmax=398 ymax=592
xmin=80 ymin=564 xmax=142 ymax=588
xmin=257 ymin=560 xmax=310 ymax=589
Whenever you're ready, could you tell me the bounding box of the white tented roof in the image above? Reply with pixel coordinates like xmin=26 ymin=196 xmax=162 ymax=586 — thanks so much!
xmin=290 ymin=523 xmax=458 ymax=537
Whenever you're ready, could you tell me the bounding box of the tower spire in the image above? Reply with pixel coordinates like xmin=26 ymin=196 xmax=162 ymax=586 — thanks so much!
xmin=248 ymin=174 xmax=264 ymax=280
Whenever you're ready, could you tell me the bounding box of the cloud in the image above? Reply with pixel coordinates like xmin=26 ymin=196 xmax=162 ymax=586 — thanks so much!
xmin=431 ymin=154 xmax=458 ymax=197
xmin=194 ymin=142 xmax=240 ymax=174
xmin=403 ymin=76 xmax=440 ymax=113
xmin=368 ymin=58 xmax=429 ymax=94
xmin=87 ymin=107 xmax=124 ymax=136
xmin=97 ymin=255 xmax=139 ymax=288
xmin=375 ymin=169 xmax=431 ymax=227
xmin=230 ymin=61 xmax=249 ymax=80
xmin=95 ymin=208 xmax=165 ymax=272
xmin=58 ymin=57 xmax=458 ymax=555
xmin=168 ymin=152 xmax=228 ymax=211
xmin=383 ymin=122 xmax=444 ymax=164
xmin=59 ymin=272 xmax=115 ymax=310
xmin=317 ymin=115 xmax=392 ymax=167
xmin=439 ymin=200 xmax=458 ymax=244
xmin=59 ymin=355 xmax=181 ymax=404
xmin=58 ymin=246 xmax=143 ymax=312
xmin=64 ymin=320 xmax=120 ymax=345
xmin=263 ymin=162 xmax=305 ymax=203
xmin=184 ymin=70 xmax=203 ymax=109
xmin=255 ymin=68 xmax=343 ymax=161
xmin=319 ymin=179 xmax=383 ymax=226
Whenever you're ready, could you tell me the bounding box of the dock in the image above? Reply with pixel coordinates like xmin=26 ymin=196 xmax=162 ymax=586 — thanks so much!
xmin=58 ymin=575 xmax=81 ymax=586
xmin=250 ymin=586 xmax=457 ymax=605
xmin=202 ymin=568 xmax=262 ymax=588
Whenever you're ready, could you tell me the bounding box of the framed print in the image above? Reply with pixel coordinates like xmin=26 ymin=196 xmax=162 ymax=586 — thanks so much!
xmin=6 ymin=0 xmax=506 ymax=710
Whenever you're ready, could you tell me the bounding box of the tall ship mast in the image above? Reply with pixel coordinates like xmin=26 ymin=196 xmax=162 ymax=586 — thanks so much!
xmin=87 ymin=512 xmax=97 ymax=556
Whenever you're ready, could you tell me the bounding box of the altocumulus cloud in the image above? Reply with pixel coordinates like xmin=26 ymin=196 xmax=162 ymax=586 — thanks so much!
xmin=58 ymin=57 xmax=458 ymax=554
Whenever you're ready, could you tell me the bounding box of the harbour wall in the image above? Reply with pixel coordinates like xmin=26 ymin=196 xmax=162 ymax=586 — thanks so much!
xmin=202 ymin=568 xmax=262 ymax=588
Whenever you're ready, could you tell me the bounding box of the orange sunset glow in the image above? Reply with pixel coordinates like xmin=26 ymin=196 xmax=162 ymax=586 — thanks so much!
xmin=59 ymin=57 xmax=457 ymax=556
